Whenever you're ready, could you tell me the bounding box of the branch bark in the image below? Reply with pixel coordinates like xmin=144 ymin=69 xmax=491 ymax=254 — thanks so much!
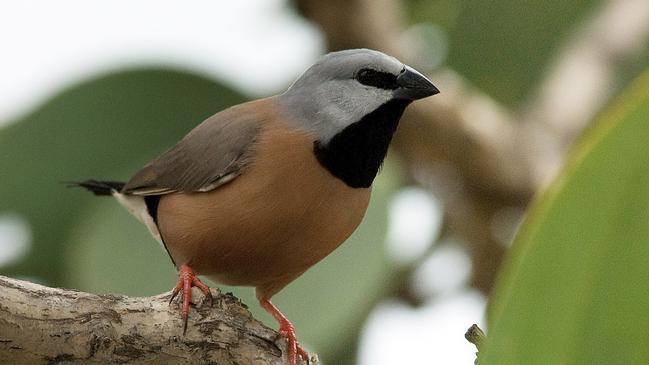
xmin=0 ymin=276 xmax=303 ymax=365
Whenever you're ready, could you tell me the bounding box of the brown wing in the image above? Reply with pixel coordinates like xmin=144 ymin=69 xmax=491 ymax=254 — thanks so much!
xmin=122 ymin=99 xmax=270 ymax=195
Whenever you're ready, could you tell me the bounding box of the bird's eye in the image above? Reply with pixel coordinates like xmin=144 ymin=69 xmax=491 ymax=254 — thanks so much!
xmin=355 ymin=68 xmax=399 ymax=90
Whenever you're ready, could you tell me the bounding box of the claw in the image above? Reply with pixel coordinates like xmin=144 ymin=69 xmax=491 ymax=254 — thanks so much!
xmin=168 ymin=264 xmax=212 ymax=335
xmin=169 ymin=281 xmax=182 ymax=304
xmin=182 ymin=313 xmax=188 ymax=335
xmin=191 ymin=276 xmax=213 ymax=307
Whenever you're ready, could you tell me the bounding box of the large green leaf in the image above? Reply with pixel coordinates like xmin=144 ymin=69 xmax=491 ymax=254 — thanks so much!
xmin=480 ymin=71 xmax=649 ymax=364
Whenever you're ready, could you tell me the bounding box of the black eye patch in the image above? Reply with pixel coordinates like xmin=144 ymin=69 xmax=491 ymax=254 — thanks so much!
xmin=355 ymin=68 xmax=399 ymax=90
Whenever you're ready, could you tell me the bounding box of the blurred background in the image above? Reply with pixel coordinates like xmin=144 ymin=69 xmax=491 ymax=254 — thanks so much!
xmin=1 ymin=1 xmax=648 ymax=364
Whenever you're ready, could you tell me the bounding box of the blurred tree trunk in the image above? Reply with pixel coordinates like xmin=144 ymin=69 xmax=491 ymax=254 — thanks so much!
xmin=0 ymin=276 xmax=303 ymax=365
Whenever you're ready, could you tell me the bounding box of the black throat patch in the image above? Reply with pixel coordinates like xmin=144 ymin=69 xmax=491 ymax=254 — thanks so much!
xmin=313 ymin=99 xmax=411 ymax=188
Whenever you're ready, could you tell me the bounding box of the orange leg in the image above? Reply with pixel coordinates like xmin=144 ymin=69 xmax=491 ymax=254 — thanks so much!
xmin=169 ymin=264 xmax=213 ymax=334
xmin=259 ymin=297 xmax=309 ymax=365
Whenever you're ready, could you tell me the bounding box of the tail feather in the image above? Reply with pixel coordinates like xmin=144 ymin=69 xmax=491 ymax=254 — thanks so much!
xmin=70 ymin=179 xmax=125 ymax=196
xmin=69 ymin=178 xmax=174 ymax=264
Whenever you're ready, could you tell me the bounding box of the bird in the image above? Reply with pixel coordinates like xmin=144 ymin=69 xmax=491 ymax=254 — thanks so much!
xmin=73 ymin=48 xmax=439 ymax=365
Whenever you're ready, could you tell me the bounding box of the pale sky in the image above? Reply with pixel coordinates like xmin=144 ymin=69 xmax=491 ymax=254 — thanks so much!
xmin=0 ymin=0 xmax=323 ymax=124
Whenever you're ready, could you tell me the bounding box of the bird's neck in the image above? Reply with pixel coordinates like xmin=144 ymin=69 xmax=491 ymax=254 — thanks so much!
xmin=313 ymin=99 xmax=411 ymax=188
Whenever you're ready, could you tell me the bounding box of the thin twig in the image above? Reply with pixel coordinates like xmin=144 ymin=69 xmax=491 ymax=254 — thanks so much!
xmin=465 ymin=324 xmax=486 ymax=364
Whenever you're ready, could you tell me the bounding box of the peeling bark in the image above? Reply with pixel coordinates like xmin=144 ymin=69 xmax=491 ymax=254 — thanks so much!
xmin=0 ymin=276 xmax=305 ymax=365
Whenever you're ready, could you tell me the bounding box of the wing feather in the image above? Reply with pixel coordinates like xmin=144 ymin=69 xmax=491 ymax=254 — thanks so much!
xmin=122 ymin=100 xmax=266 ymax=195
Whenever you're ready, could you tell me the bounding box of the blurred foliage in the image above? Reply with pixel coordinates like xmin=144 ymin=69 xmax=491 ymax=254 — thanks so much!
xmin=0 ymin=69 xmax=245 ymax=283
xmin=408 ymin=0 xmax=603 ymax=106
xmin=480 ymin=70 xmax=649 ymax=364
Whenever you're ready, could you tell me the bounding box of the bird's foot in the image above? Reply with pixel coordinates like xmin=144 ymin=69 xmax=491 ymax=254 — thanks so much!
xmin=278 ymin=322 xmax=310 ymax=365
xmin=169 ymin=264 xmax=213 ymax=334
xmin=260 ymin=297 xmax=309 ymax=365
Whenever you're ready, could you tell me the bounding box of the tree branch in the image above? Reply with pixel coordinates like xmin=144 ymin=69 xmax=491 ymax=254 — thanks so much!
xmin=0 ymin=276 xmax=305 ymax=364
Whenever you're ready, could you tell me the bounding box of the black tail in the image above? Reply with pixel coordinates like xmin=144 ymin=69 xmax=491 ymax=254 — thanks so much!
xmin=69 ymin=179 xmax=125 ymax=196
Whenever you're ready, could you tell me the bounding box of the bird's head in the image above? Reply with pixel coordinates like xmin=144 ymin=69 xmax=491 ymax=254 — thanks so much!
xmin=279 ymin=48 xmax=439 ymax=143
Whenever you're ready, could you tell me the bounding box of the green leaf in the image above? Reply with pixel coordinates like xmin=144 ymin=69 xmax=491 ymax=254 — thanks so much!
xmin=480 ymin=71 xmax=649 ymax=364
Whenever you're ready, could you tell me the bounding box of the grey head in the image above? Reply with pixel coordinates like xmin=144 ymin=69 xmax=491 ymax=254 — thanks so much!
xmin=278 ymin=48 xmax=439 ymax=143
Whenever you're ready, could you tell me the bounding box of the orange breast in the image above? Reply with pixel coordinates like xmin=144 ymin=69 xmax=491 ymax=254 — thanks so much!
xmin=156 ymin=116 xmax=371 ymax=298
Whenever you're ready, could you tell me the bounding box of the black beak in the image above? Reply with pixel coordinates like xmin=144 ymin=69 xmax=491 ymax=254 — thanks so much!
xmin=394 ymin=65 xmax=440 ymax=100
